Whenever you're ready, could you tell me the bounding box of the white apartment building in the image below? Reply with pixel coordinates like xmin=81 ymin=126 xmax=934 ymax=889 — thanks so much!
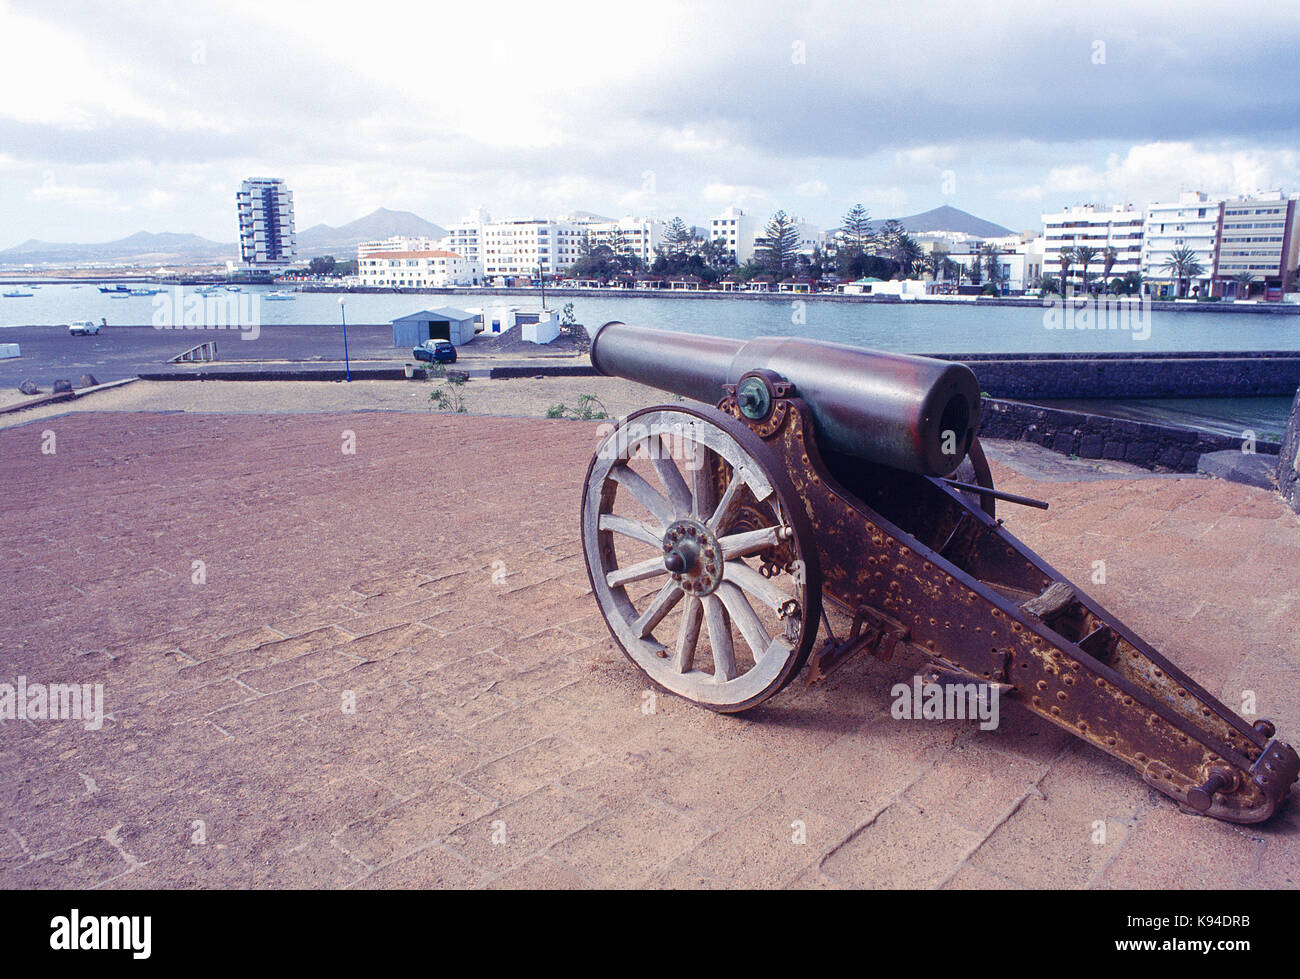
xmin=1042 ymin=204 xmax=1144 ymax=288
xmin=583 ymin=216 xmax=664 ymax=265
xmin=439 ymin=207 xmax=491 ymax=265
xmin=479 ymin=218 xmax=585 ymax=283
xmin=1213 ymin=192 xmax=1300 ymax=298
xmin=358 ymin=250 xmax=482 ymax=288
xmin=710 ymin=206 xmax=761 ymax=264
xmin=789 ymin=216 xmax=823 ymax=257
xmin=237 ymin=177 xmax=296 ymax=270
xmin=357 ymin=236 xmax=442 ymax=260
xmin=1141 ymin=192 xmax=1222 ymax=297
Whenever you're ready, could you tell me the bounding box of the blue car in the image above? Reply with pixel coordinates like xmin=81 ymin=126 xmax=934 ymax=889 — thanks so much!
xmin=413 ymin=340 xmax=457 ymax=364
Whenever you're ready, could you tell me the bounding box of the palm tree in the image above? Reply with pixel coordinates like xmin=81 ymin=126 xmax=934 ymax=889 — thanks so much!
xmin=1120 ymin=270 xmax=1144 ymax=296
xmin=1057 ymin=247 xmax=1075 ymax=295
xmin=1101 ymin=246 xmax=1119 ymax=289
xmin=1032 ymin=274 xmax=1060 ymax=295
xmin=1233 ymin=271 xmax=1257 ymax=299
xmin=890 ymin=233 xmax=923 ymax=277
xmin=1161 ymin=246 xmax=1205 ymax=298
xmin=1073 ymin=245 xmax=1097 ymax=294
xmin=922 ymin=252 xmax=944 ymax=281
xmin=980 ymin=244 xmax=1002 ymax=284
xmin=976 ymin=244 xmax=1002 ymax=295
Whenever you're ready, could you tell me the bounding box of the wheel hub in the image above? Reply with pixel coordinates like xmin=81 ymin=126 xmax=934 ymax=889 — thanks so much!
xmin=662 ymin=519 xmax=722 ymax=596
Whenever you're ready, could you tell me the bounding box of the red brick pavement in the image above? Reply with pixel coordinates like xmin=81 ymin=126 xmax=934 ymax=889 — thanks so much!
xmin=1 ymin=411 xmax=1297 ymax=888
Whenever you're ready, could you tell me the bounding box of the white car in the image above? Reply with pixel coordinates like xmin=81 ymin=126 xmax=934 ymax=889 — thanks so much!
xmin=68 ymin=320 xmax=100 ymax=335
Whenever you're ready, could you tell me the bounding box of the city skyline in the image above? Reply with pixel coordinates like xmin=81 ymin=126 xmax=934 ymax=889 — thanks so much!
xmin=2 ymin=0 xmax=1299 ymax=247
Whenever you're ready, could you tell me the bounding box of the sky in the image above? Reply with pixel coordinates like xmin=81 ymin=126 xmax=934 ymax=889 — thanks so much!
xmin=1 ymin=0 xmax=1299 ymax=247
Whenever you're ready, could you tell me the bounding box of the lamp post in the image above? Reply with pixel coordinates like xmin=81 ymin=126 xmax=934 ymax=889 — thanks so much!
xmin=338 ymin=296 xmax=351 ymax=382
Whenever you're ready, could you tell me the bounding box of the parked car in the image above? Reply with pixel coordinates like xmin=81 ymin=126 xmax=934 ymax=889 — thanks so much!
xmin=68 ymin=320 xmax=100 ymax=336
xmin=412 ymin=340 xmax=457 ymax=364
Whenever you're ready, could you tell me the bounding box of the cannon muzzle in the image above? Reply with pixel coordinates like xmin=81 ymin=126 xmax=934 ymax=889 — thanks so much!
xmin=588 ymin=321 xmax=980 ymax=476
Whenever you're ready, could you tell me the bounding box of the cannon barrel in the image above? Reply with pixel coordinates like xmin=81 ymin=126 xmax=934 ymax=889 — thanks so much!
xmin=588 ymin=321 xmax=981 ymax=476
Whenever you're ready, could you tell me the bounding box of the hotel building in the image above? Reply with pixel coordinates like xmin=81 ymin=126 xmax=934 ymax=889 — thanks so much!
xmin=710 ymin=206 xmax=761 ymax=264
xmin=1212 ymin=192 xmax=1299 ymax=299
xmin=237 ymin=177 xmax=297 ymax=270
xmin=357 ymin=250 xmax=482 ymax=288
xmin=1041 ymin=204 xmax=1144 ymax=287
xmin=479 ymin=218 xmax=586 ymax=283
xmin=1141 ymin=192 xmax=1223 ymax=297
xmin=582 ymin=216 xmax=664 ymax=265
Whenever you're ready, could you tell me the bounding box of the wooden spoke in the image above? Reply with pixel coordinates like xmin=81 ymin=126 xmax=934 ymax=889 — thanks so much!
xmin=719 ymin=526 xmax=788 ymax=560
xmin=634 ymin=581 xmax=683 ymax=638
xmin=611 ymin=463 xmax=676 ymax=527
xmin=598 ymin=513 xmax=664 ymax=548
xmin=702 ymin=595 xmax=737 ymax=681
xmin=716 ymin=581 xmax=771 ymax=663
xmin=723 ymin=560 xmax=793 ymax=612
xmin=672 ymin=597 xmax=703 ymax=673
xmin=689 ymin=442 xmax=716 ymax=521
xmin=707 ymin=470 xmax=747 ymax=534
xmin=606 ymin=555 xmax=669 ymax=589
xmin=650 ymin=436 xmax=693 ymax=516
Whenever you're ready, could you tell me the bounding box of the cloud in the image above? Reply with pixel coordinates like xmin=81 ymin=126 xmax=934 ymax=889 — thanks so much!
xmin=794 ymin=180 xmax=829 ymax=197
xmin=31 ymin=173 xmax=120 ymax=208
xmin=2 ymin=0 xmax=1299 ymax=244
xmin=701 ymin=183 xmax=769 ymax=208
xmin=1032 ymin=141 xmax=1300 ymax=204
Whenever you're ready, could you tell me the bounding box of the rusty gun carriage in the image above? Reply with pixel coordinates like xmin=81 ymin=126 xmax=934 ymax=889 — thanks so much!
xmin=579 ymin=321 xmax=1299 ymax=824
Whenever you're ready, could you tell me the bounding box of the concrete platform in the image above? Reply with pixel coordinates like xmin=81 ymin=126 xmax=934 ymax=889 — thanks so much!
xmin=1 ymin=412 xmax=1297 ymax=889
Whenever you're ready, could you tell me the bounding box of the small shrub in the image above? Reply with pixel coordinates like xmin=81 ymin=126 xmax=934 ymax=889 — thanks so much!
xmin=429 ymin=372 xmax=468 ymax=413
xmin=546 ymin=393 xmax=609 ymax=420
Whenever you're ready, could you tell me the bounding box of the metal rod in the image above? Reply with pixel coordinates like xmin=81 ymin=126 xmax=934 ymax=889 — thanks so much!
xmin=940 ymin=479 xmax=1050 ymax=510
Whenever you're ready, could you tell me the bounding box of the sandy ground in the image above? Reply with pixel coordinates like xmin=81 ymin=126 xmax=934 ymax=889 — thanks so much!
xmin=3 ymin=410 xmax=1296 ymax=889
xmin=0 ymin=375 xmax=669 ymax=430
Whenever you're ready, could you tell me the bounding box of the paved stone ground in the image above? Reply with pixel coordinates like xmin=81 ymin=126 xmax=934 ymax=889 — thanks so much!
xmin=1 ymin=411 xmax=1297 ymax=889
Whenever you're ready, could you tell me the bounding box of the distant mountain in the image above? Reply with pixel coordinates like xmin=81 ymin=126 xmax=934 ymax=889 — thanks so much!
xmin=871 ymin=205 xmax=1013 ymax=238
xmin=295 ymin=208 xmax=447 ymax=258
xmin=0 ymin=231 xmax=234 ymax=266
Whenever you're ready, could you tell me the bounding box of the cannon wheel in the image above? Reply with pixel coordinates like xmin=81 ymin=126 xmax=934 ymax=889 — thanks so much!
xmin=581 ymin=404 xmax=821 ymax=713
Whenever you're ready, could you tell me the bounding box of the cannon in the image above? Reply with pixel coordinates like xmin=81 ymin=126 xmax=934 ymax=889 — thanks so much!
xmin=579 ymin=321 xmax=1299 ymax=824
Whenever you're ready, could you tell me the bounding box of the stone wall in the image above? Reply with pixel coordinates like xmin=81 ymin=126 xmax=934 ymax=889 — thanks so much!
xmin=1279 ymin=388 xmax=1300 ymax=511
xmin=932 ymin=352 xmax=1300 ymax=400
xmin=979 ymin=398 xmax=1281 ymax=473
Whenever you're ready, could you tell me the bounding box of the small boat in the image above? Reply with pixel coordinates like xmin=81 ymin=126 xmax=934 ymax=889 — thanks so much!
xmin=2 ymin=290 xmax=34 ymax=297
xmin=129 ymin=288 xmax=162 ymax=296
xmin=265 ymin=290 xmax=297 ymax=301
xmin=98 ymin=285 xmax=131 ymax=294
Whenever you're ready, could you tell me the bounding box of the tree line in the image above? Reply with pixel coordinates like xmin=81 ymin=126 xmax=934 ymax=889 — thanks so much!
xmin=563 ymin=205 xmax=1005 ymax=287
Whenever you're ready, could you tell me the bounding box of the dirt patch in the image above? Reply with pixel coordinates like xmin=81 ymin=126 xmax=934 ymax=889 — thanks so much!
xmin=470 ymin=322 xmax=590 ymax=356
